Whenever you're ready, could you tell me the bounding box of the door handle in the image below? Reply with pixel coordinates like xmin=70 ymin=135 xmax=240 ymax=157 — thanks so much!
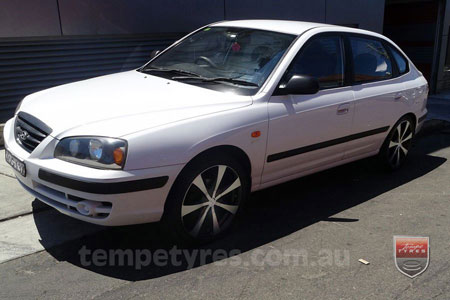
xmin=337 ymin=103 xmax=350 ymax=115
xmin=394 ymin=93 xmax=403 ymax=100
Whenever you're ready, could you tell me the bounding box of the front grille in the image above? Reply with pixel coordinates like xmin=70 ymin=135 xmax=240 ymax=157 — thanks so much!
xmin=15 ymin=112 xmax=52 ymax=153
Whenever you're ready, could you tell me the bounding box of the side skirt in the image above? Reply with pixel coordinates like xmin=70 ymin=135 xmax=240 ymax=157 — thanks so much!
xmin=252 ymin=150 xmax=379 ymax=192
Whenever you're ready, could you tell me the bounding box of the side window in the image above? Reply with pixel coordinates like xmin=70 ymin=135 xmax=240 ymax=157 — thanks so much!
xmin=350 ymin=37 xmax=393 ymax=83
xmin=389 ymin=45 xmax=409 ymax=75
xmin=285 ymin=36 xmax=344 ymax=89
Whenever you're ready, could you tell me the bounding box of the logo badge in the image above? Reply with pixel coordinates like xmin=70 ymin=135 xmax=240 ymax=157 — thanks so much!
xmin=18 ymin=129 xmax=29 ymax=141
xmin=394 ymin=236 xmax=429 ymax=278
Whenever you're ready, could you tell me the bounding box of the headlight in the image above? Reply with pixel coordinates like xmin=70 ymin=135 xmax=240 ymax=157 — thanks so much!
xmin=54 ymin=137 xmax=127 ymax=169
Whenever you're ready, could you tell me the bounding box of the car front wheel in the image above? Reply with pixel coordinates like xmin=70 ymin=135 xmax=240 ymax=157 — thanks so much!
xmin=161 ymin=154 xmax=249 ymax=245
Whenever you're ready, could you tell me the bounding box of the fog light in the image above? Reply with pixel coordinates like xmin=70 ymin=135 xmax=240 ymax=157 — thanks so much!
xmin=76 ymin=200 xmax=101 ymax=216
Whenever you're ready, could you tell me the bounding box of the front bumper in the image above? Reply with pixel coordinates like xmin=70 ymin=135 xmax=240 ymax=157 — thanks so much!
xmin=3 ymin=117 xmax=184 ymax=226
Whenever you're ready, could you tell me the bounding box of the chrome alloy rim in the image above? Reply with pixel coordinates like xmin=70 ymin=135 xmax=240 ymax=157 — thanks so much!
xmin=388 ymin=120 xmax=413 ymax=167
xmin=181 ymin=165 xmax=242 ymax=238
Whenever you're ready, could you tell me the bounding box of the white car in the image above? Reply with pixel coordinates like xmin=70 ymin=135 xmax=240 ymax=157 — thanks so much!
xmin=4 ymin=20 xmax=428 ymax=244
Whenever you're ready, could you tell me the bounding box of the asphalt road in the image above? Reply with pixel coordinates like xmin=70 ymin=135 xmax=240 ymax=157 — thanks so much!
xmin=0 ymin=122 xmax=449 ymax=300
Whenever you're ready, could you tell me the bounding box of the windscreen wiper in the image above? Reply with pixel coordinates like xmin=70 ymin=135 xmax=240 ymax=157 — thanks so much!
xmin=172 ymin=75 xmax=259 ymax=87
xmin=141 ymin=67 xmax=202 ymax=78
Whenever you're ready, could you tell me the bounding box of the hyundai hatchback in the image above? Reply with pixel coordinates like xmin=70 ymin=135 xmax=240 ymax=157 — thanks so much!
xmin=4 ymin=20 xmax=428 ymax=244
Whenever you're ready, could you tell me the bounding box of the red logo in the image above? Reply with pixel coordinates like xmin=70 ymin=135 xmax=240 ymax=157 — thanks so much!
xmin=394 ymin=236 xmax=429 ymax=278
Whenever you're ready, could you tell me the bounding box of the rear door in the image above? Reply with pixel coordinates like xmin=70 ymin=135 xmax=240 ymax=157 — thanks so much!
xmin=343 ymin=35 xmax=407 ymax=159
xmin=262 ymin=34 xmax=355 ymax=184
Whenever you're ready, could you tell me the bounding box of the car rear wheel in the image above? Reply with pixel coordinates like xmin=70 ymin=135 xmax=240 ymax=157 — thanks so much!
xmin=161 ymin=154 xmax=249 ymax=245
xmin=379 ymin=116 xmax=415 ymax=170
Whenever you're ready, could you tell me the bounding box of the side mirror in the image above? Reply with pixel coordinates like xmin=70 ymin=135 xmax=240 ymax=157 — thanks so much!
xmin=276 ymin=75 xmax=319 ymax=95
xmin=150 ymin=50 xmax=161 ymax=59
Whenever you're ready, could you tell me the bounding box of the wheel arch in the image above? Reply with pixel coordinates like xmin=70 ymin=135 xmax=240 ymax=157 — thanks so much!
xmin=184 ymin=145 xmax=252 ymax=182
xmin=399 ymin=112 xmax=417 ymax=132
xmin=166 ymin=144 xmax=253 ymax=201
xmin=384 ymin=113 xmax=417 ymax=142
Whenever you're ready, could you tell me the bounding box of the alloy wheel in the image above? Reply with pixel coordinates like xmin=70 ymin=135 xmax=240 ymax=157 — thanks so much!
xmin=388 ymin=120 xmax=413 ymax=168
xmin=181 ymin=165 xmax=242 ymax=238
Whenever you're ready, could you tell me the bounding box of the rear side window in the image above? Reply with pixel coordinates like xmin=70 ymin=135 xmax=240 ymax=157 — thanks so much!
xmin=285 ymin=36 xmax=344 ymax=89
xmin=389 ymin=45 xmax=409 ymax=75
xmin=350 ymin=37 xmax=393 ymax=83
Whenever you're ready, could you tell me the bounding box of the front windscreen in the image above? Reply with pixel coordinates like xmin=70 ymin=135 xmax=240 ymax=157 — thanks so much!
xmin=140 ymin=27 xmax=296 ymax=95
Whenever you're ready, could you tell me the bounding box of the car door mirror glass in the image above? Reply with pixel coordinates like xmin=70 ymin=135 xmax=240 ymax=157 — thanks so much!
xmin=277 ymin=75 xmax=319 ymax=95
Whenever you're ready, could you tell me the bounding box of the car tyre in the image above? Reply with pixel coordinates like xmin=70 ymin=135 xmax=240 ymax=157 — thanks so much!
xmin=379 ymin=116 xmax=415 ymax=171
xmin=161 ymin=153 xmax=250 ymax=246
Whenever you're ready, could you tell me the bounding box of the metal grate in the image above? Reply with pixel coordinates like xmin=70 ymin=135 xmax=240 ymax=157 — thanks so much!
xmin=14 ymin=112 xmax=52 ymax=152
xmin=0 ymin=33 xmax=183 ymax=123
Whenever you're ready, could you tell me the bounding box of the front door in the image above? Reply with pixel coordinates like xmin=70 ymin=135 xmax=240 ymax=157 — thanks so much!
xmin=262 ymin=34 xmax=355 ymax=184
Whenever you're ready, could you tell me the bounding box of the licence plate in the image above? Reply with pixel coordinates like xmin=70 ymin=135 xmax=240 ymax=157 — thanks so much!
xmin=5 ymin=150 xmax=26 ymax=177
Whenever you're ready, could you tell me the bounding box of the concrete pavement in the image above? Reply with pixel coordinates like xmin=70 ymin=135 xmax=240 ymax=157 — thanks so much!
xmin=0 ymin=147 xmax=105 ymax=263
xmin=0 ymin=148 xmax=40 ymax=221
